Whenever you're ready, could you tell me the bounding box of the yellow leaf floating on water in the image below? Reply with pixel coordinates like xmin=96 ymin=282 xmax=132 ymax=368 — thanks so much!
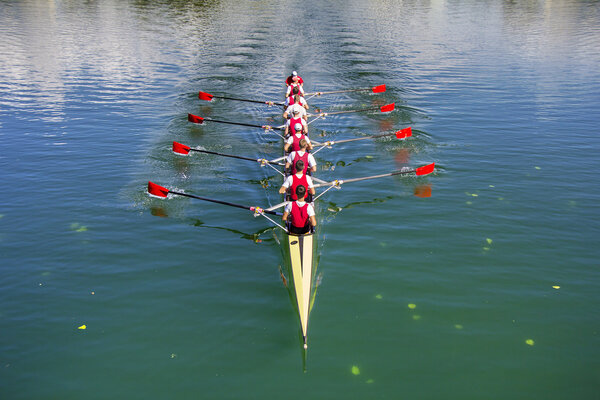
xmin=552 ymin=285 xmax=560 ymax=289
xmin=486 ymin=238 xmax=493 ymax=245
xmin=525 ymin=339 xmax=535 ymax=346
xmin=408 ymin=303 xmax=416 ymax=309
xmin=412 ymin=315 xmax=421 ymax=321
xmin=375 ymin=294 xmax=383 ymax=300
xmin=454 ymin=324 xmax=464 ymax=330
xmin=471 ymin=193 xmax=478 ymax=197
xmin=351 ymin=366 xmax=360 ymax=375
xmin=489 ymin=185 xmax=495 ymax=188
xmin=466 ymin=201 xmax=472 ymax=205
xmin=483 ymin=247 xmax=490 ymax=251
xmin=535 ymin=166 xmax=541 ymax=170
xmin=78 ymin=325 xmax=86 ymax=330
xmin=366 ymin=379 xmax=374 ymax=384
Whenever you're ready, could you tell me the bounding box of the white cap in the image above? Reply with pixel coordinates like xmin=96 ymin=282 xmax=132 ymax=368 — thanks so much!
xmin=294 ymin=123 xmax=302 ymax=131
xmin=292 ymin=71 xmax=297 ymax=76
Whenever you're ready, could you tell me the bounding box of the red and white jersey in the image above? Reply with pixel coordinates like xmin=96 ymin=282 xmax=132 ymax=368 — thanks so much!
xmin=286 ymin=151 xmax=316 ymax=174
xmin=286 ymin=133 xmax=311 ymax=152
xmin=284 ymin=95 xmax=308 ymax=108
xmin=284 ymin=104 xmax=307 ymax=119
xmin=282 ymin=172 xmax=314 ymax=198
xmin=285 ymin=75 xmax=304 ymax=86
xmin=285 ymin=200 xmax=315 ymax=228
xmin=285 ymin=83 xmax=305 ymax=97
xmin=286 ymin=116 xmax=307 ymax=133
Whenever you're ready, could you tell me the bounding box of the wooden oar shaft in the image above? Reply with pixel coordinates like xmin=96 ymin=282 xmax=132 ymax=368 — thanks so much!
xmin=169 ymin=190 xmax=281 ymax=216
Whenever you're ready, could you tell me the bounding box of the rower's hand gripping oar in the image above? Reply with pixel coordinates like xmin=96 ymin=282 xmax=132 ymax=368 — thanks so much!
xmin=312 ymin=163 xmax=435 ymax=200
xmin=311 ymin=127 xmax=412 ymax=155
xmin=304 ymin=84 xmax=386 ymax=100
xmin=188 ymin=114 xmax=284 ymax=131
xmin=147 ymin=182 xmax=289 ymax=231
xmin=199 ymin=91 xmax=284 ymax=107
xmin=172 ymin=141 xmax=285 ymax=176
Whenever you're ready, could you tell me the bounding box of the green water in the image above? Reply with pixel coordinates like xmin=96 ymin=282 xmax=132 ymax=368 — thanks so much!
xmin=1 ymin=0 xmax=599 ymax=398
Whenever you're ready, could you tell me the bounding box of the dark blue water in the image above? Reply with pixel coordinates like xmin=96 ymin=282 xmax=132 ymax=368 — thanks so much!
xmin=1 ymin=1 xmax=599 ymax=399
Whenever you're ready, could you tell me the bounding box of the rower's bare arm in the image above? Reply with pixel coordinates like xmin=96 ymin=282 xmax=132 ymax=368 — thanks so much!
xmin=282 ymin=211 xmax=289 ymax=222
xmin=310 ymin=165 xmax=317 ymax=173
xmin=279 ymin=186 xmax=287 ymax=194
xmin=284 ymin=142 xmax=291 ymax=152
xmin=310 ymin=215 xmax=317 ymax=227
xmin=309 ymin=187 xmax=316 ymax=195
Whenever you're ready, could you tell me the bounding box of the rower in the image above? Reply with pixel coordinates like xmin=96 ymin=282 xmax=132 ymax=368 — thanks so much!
xmin=283 ymin=101 xmax=308 ymax=121
xmin=284 ymin=125 xmax=313 ymax=153
xmin=285 ymin=139 xmax=317 ymax=174
xmin=282 ymin=185 xmax=317 ymax=235
xmin=284 ymin=109 xmax=308 ymax=137
xmin=279 ymin=160 xmax=316 ymax=201
xmin=284 ymin=86 xmax=309 ymax=110
xmin=285 ymin=70 xmax=304 ymax=95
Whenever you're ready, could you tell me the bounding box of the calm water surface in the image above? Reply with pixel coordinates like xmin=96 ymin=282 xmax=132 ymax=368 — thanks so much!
xmin=1 ymin=1 xmax=599 ymax=399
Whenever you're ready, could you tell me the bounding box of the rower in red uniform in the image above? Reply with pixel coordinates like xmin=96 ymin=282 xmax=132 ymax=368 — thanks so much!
xmin=282 ymin=185 xmax=316 ymax=235
xmin=284 ymin=124 xmax=313 ymax=153
xmin=284 ymin=108 xmax=308 ymax=137
xmin=285 ymin=139 xmax=317 ymax=174
xmin=279 ymin=160 xmax=316 ymax=200
xmin=285 ymin=70 xmax=304 ymax=93
xmin=284 ymin=86 xmax=309 ymax=110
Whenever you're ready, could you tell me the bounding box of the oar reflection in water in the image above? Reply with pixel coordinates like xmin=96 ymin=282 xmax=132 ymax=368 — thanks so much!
xmin=190 ymin=218 xmax=278 ymax=244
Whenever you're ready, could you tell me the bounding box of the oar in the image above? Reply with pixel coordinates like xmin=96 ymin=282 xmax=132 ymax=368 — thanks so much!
xmin=148 ymin=181 xmax=282 ymax=216
xmin=304 ymin=84 xmax=386 ymax=96
xmin=199 ymin=91 xmax=284 ymax=106
xmin=315 ymin=127 xmax=412 ymax=147
xmin=188 ymin=114 xmax=283 ymax=131
xmin=313 ymin=163 xmax=435 ymax=188
xmin=172 ymin=141 xmax=284 ymax=166
xmin=311 ymin=103 xmax=395 ymax=117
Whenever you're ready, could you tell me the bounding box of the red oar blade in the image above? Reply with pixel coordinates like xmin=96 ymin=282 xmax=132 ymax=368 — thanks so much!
xmin=380 ymin=103 xmax=395 ymax=113
xmin=173 ymin=141 xmax=191 ymax=155
xmin=372 ymin=84 xmax=386 ymax=93
xmin=198 ymin=91 xmax=214 ymax=101
xmin=148 ymin=181 xmax=170 ymax=198
xmin=188 ymin=114 xmax=204 ymax=124
xmin=395 ymin=127 xmax=412 ymax=139
xmin=415 ymin=163 xmax=435 ymax=176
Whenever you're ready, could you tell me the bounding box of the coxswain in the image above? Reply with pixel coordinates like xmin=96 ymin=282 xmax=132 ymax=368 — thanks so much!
xmin=284 ymin=86 xmax=309 ymax=110
xmin=282 ymin=184 xmax=316 ymax=235
xmin=284 ymin=108 xmax=308 ymax=137
xmin=285 ymin=139 xmax=317 ymax=175
xmin=284 ymin=124 xmax=313 ymax=153
xmin=285 ymin=70 xmax=304 ymax=92
xmin=279 ymin=160 xmax=316 ymax=201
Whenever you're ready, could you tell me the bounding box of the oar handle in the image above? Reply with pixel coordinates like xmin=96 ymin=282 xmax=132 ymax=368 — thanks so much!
xmin=169 ymin=190 xmax=281 ymax=216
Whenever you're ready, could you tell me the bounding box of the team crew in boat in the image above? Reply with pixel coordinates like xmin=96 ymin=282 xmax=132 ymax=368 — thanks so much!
xmin=282 ymin=185 xmax=316 ymax=235
xmin=279 ymin=160 xmax=316 ymax=200
xmin=286 ymin=139 xmax=317 ymax=174
xmin=284 ymin=86 xmax=309 ymax=110
xmin=284 ymin=109 xmax=308 ymax=136
xmin=285 ymin=125 xmax=313 ymax=153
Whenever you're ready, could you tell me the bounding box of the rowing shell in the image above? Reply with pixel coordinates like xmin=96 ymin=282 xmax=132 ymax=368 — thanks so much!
xmin=283 ymin=231 xmax=317 ymax=350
